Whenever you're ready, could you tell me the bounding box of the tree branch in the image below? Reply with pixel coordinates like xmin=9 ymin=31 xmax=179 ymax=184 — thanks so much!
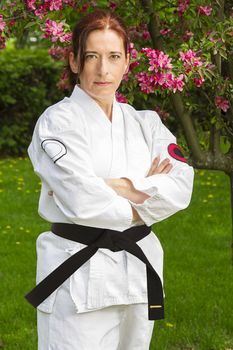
xmin=170 ymin=93 xmax=205 ymax=162
xmin=139 ymin=0 xmax=164 ymax=50
xmin=209 ymin=124 xmax=221 ymax=156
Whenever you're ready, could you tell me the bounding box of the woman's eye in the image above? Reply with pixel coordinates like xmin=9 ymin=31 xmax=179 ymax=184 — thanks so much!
xmin=85 ymin=55 xmax=97 ymax=60
xmin=111 ymin=55 xmax=121 ymax=60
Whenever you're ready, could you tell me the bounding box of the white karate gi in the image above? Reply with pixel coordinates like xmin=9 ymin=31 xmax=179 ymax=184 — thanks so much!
xmin=27 ymin=84 xmax=194 ymax=349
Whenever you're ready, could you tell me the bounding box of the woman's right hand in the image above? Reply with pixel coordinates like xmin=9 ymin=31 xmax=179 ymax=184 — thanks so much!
xmin=146 ymin=156 xmax=172 ymax=177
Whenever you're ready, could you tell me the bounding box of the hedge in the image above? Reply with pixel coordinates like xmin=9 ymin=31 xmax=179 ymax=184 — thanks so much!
xmin=0 ymin=48 xmax=66 ymax=157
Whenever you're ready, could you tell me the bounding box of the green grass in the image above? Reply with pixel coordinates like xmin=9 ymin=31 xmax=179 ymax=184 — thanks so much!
xmin=0 ymin=157 xmax=232 ymax=350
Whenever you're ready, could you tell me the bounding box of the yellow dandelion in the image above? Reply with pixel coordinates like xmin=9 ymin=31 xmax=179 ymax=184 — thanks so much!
xmin=17 ymin=187 xmax=22 ymax=190
xmin=203 ymin=199 xmax=208 ymax=203
xmin=25 ymin=229 xmax=30 ymax=233
xmin=165 ymin=322 xmax=174 ymax=327
xmin=206 ymin=182 xmax=211 ymax=185
xmin=6 ymin=225 xmax=11 ymax=229
xmin=16 ymin=242 xmax=20 ymax=245
xmin=19 ymin=227 xmax=24 ymax=230
xmin=208 ymin=194 xmax=214 ymax=198
xmin=207 ymin=214 xmax=212 ymax=218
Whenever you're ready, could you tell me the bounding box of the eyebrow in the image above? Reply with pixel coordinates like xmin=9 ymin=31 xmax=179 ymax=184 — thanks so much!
xmin=84 ymin=51 xmax=123 ymax=54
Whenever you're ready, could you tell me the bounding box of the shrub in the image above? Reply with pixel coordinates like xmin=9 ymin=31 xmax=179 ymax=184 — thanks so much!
xmin=0 ymin=48 xmax=65 ymax=157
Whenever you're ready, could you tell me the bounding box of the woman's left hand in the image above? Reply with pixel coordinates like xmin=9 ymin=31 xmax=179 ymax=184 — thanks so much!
xmin=104 ymin=178 xmax=150 ymax=204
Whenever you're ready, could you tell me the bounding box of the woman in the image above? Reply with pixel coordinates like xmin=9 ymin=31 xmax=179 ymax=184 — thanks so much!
xmin=25 ymin=9 xmax=194 ymax=350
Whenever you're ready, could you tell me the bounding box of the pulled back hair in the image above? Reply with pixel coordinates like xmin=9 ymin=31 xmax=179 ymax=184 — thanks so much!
xmin=64 ymin=9 xmax=130 ymax=90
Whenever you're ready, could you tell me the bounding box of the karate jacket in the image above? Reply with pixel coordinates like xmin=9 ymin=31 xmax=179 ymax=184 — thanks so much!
xmin=27 ymin=84 xmax=194 ymax=314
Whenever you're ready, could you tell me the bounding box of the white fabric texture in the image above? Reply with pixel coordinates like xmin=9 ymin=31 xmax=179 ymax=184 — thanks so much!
xmin=37 ymin=277 xmax=155 ymax=350
xmin=28 ymin=84 xmax=194 ymax=315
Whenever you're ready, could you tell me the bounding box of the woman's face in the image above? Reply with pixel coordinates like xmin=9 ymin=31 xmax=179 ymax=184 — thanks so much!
xmin=69 ymin=29 xmax=130 ymax=103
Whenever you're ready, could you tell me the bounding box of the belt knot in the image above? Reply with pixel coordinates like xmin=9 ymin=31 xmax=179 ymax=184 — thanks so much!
xmin=92 ymin=229 xmax=123 ymax=252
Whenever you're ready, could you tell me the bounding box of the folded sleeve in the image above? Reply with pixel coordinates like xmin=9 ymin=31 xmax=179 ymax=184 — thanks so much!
xmin=123 ymin=110 xmax=194 ymax=226
xmin=28 ymin=110 xmax=133 ymax=232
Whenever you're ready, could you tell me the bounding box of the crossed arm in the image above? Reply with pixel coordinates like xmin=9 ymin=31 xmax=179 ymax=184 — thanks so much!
xmin=48 ymin=157 xmax=172 ymax=222
xmin=103 ymin=157 xmax=172 ymax=221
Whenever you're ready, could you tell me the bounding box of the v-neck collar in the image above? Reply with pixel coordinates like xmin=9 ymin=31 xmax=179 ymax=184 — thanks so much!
xmin=69 ymin=84 xmax=118 ymax=127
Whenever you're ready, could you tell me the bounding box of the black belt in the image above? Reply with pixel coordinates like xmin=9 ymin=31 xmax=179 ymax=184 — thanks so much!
xmin=24 ymin=223 xmax=164 ymax=320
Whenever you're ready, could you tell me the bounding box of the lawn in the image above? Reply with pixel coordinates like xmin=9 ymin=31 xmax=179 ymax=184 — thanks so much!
xmin=0 ymin=157 xmax=232 ymax=350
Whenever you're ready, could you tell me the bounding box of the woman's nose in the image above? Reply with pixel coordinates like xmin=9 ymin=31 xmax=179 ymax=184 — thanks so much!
xmin=97 ymin=58 xmax=109 ymax=76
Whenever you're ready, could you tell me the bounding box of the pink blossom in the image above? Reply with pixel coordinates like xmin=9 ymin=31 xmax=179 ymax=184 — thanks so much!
xmin=122 ymin=61 xmax=139 ymax=81
xmin=215 ymin=96 xmax=230 ymax=112
xmin=182 ymin=30 xmax=194 ymax=41
xmin=230 ymin=31 xmax=233 ymax=36
xmin=49 ymin=45 xmax=65 ymax=59
xmin=43 ymin=19 xmax=64 ymax=42
xmin=172 ymin=74 xmax=185 ymax=93
xmin=27 ymin=0 xmax=36 ymax=10
xmin=130 ymin=61 xmax=139 ymax=69
xmin=135 ymin=71 xmax=155 ymax=94
xmin=179 ymin=49 xmax=203 ymax=72
xmin=45 ymin=0 xmax=63 ymax=11
xmin=81 ymin=3 xmax=89 ymax=12
xmin=115 ymin=91 xmax=128 ymax=103
xmin=193 ymin=77 xmax=204 ymax=87
xmin=142 ymin=31 xmax=150 ymax=41
xmin=43 ymin=19 xmax=71 ymax=43
xmin=160 ymin=28 xmax=171 ymax=36
xmin=128 ymin=42 xmax=138 ymax=59
xmin=57 ymin=70 xmax=70 ymax=91
xmin=109 ymin=1 xmax=117 ymax=10
xmin=0 ymin=15 xmax=6 ymax=32
xmin=153 ymin=72 xmax=167 ymax=87
xmin=60 ymin=32 xmax=72 ymax=43
xmin=35 ymin=6 xmax=48 ymax=19
xmin=177 ymin=0 xmax=190 ymax=16
xmin=197 ymin=6 xmax=212 ymax=16
xmin=0 ymin=35 xmax=6 ymax=49
xmin=8 ymin=19 xmax=16 ymax=28
xmin=138 ymin=48 xmax=187 ymax=93
xmin=142 ymin=48 xmax=173 ymax=72
xmin=63 ymin=0 xmax=76 ymax=5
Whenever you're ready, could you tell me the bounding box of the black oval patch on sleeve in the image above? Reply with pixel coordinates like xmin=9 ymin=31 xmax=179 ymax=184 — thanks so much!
xmin=168 ymin=143 xmax=187 ymax=163
xmin=41 ymin=139 xmax=67 ymax=163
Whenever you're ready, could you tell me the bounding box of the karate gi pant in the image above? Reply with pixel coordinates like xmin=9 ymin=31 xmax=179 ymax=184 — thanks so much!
xmin=37 ymin=277 xmax=155 ymax=350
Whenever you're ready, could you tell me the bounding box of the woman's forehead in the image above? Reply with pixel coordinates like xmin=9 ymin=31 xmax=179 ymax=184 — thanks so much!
xmin=85 ymin=29 xmax=124 ymax=51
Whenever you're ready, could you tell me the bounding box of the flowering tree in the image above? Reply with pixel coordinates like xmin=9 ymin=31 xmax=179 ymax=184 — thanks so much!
xmin=0 ymin=0 xmax=233 ymax=259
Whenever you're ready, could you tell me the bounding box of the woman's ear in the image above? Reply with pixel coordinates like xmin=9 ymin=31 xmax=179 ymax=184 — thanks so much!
xmin=124 ymin=52 xmax=131 ymax=74
xmin=69 ymin=51 xmax=79 ymax=74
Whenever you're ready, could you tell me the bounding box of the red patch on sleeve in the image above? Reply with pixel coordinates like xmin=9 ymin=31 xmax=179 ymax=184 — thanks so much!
xmin=168 ymin=143 xmax=187 ymax=163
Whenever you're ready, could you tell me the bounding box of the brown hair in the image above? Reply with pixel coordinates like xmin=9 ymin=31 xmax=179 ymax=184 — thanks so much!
xmin=64 ymin=9 xmax=130 ymax=90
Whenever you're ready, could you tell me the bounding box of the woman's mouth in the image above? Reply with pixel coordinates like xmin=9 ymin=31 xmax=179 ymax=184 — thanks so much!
xmin=94 ymin=82 xmax=112 ymax=86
